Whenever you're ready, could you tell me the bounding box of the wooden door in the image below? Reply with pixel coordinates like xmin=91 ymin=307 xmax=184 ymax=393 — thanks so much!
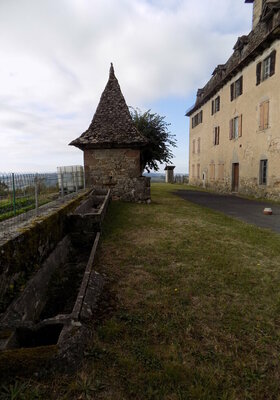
xmin=232 ymin=163 xmax=239 ymax=192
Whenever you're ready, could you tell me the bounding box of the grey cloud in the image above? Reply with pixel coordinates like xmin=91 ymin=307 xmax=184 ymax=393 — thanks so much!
xmin=0 ymin=0 xmax=252 ymax=171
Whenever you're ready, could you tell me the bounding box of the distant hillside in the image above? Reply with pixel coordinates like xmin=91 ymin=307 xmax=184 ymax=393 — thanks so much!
xmin=143 ymin=173 xmax=165 ymax=182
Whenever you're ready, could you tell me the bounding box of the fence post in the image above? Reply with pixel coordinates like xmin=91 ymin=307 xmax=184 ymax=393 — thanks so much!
xmin=34 ymin=174 xmax=39 ymax=215
xmin=83 ymin=168 xmax=86 ymax=189
xmin=74 ymin=171 xmax=78 ymax=193
xmin=12 ymin=173 xmax=16 ymax=216
xmin=61 ymin=173 xmax=64 ymax=199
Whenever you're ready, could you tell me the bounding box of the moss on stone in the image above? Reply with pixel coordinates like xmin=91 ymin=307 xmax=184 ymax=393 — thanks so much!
xmin=0 ymin=191 xmax=89 ymax=313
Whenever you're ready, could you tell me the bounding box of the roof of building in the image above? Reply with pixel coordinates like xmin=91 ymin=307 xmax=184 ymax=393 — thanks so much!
xmin=70 ymin=63 xmax=148 ymax=150
xmin=186 ymin=3 xmax=280 ymax=117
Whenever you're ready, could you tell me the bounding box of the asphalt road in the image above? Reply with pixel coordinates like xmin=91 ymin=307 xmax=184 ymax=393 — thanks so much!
xmin=175 ymin=189 xmax=280 ymax=234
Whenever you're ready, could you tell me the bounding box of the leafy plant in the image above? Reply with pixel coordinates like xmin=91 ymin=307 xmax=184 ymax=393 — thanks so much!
xmin=74 ymin=373 xmax=96 ymax=399
xmin=130 ymin=107 xmax=176 ymax=172
xmin=0 ymin=381 xmax=28 ymax=400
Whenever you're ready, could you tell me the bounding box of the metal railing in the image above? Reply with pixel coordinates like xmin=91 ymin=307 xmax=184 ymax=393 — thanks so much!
xmin=0 ymin=170 xmax=85 ymax=230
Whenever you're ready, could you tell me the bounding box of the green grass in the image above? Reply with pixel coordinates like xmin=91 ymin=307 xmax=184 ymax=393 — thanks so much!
xmin=0 ymin=193 xmax=59 ymax=222
xmin=4 ymin=183 xmax=280 ymax=399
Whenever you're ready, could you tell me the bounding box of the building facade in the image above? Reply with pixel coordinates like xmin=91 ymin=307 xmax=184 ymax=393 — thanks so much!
xmin=187 ymin=0 xmax=280 ymax=199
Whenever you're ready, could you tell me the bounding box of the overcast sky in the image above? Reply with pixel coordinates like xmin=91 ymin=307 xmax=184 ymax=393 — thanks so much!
xmin=0 ymin=0 xmax=253 ymax=173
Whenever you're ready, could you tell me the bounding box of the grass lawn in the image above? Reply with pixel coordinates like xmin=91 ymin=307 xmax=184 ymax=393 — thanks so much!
xmin=2 ymin=183 xmax=280 ymax=399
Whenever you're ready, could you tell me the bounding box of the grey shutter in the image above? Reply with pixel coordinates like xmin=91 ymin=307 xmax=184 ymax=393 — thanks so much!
xmin=230 ymin=83 xmax=234 ymax=101
xmin=256 ymin=62 xmax=262 ymax=85
xmin=217 ymin=96 xmax=220 ymax=112
xmin=239 ymin=76 xmax=243 ymax=95
xmin=238 ymin=114 xmax=242 ymax=137
xmin=270 ymin=50 xmax=276 ymax=76
xmin=229 ymin=119 xmax=233 ymax=140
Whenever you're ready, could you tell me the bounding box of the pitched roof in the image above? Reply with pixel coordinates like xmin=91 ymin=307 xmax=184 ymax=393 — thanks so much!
xmin=186 ymin=5 xmax=280 ymax=117
xmin=70 ymin=63 xmax=148 ymax=150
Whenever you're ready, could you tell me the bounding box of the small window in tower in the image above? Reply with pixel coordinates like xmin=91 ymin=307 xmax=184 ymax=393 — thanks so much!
xmin=260 ymin=159 xmax=268 ymax=185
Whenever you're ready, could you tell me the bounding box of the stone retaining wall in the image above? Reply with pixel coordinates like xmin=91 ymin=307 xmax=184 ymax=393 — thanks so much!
xmin=0 ymin=192 xmax=88 ymax=313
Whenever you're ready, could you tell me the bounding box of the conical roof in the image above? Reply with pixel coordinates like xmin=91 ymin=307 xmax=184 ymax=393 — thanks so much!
xmin=70 ymin=64 xmax=148 ymax=150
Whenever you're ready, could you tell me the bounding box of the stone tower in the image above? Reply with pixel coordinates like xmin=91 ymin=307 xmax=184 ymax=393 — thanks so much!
xmin=70 ymin=63 xmax=150 ymax=202
xmin=245 ymin=0 xmax=264 ymax=29
xmin=245 ymin=0 xmax=279 ymax=29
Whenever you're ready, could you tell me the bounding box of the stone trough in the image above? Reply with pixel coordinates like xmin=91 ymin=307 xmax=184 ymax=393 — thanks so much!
xmin=0 ymin=189 xmax=110 ymax=376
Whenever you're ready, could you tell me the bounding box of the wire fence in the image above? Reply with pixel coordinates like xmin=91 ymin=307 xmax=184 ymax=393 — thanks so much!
xmin=174 ymin=174 xmax=189 ymax=184
xmin=0 ymin=168 xmax=85 ymax=231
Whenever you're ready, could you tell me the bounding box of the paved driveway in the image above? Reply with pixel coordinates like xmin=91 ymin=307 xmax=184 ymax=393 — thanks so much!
xmin=175 ymin=189 xmax=280 ymax=234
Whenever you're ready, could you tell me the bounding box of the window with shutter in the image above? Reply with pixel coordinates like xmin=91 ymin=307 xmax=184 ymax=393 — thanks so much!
xmin=192 ymin=110 xmax=203 ymax=128
xmin=211 ymin=96 xmax=220 ymax=115
xmin=197 ymin=138 xmax=201 ymax=154
xmin=263 ymin=56 xmax=271 ymax=80
xmin=229 ymin=116 xmax=242 ymax=139
xmin=197 ymin=164 xmax=200 ymax=179
xmin=256 ymin=50 xmax=276 ymax=85
xmin=192 ymin=139 xmax=195 ymax=153
xmin=230 ymin=76 xmax=243 ymax=100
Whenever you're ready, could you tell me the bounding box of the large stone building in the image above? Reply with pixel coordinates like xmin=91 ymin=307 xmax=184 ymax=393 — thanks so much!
xmin=70 ymin=64 xmax=150 ymax=202
xmin=187 ymin=0 xmax=280 ymax=199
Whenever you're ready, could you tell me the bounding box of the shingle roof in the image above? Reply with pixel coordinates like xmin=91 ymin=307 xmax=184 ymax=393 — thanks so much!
xmin=70 ymin=63 xmax=148 ymax=150
xmin=186 ymin=6 xmax=280 ymax=116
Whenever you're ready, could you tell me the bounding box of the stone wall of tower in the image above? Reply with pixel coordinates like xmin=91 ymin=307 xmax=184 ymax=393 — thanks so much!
xmin=252 ymin=0 xmax=263 ymax=29
xmin=84 ymin=148 xmax=150 ymax=202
